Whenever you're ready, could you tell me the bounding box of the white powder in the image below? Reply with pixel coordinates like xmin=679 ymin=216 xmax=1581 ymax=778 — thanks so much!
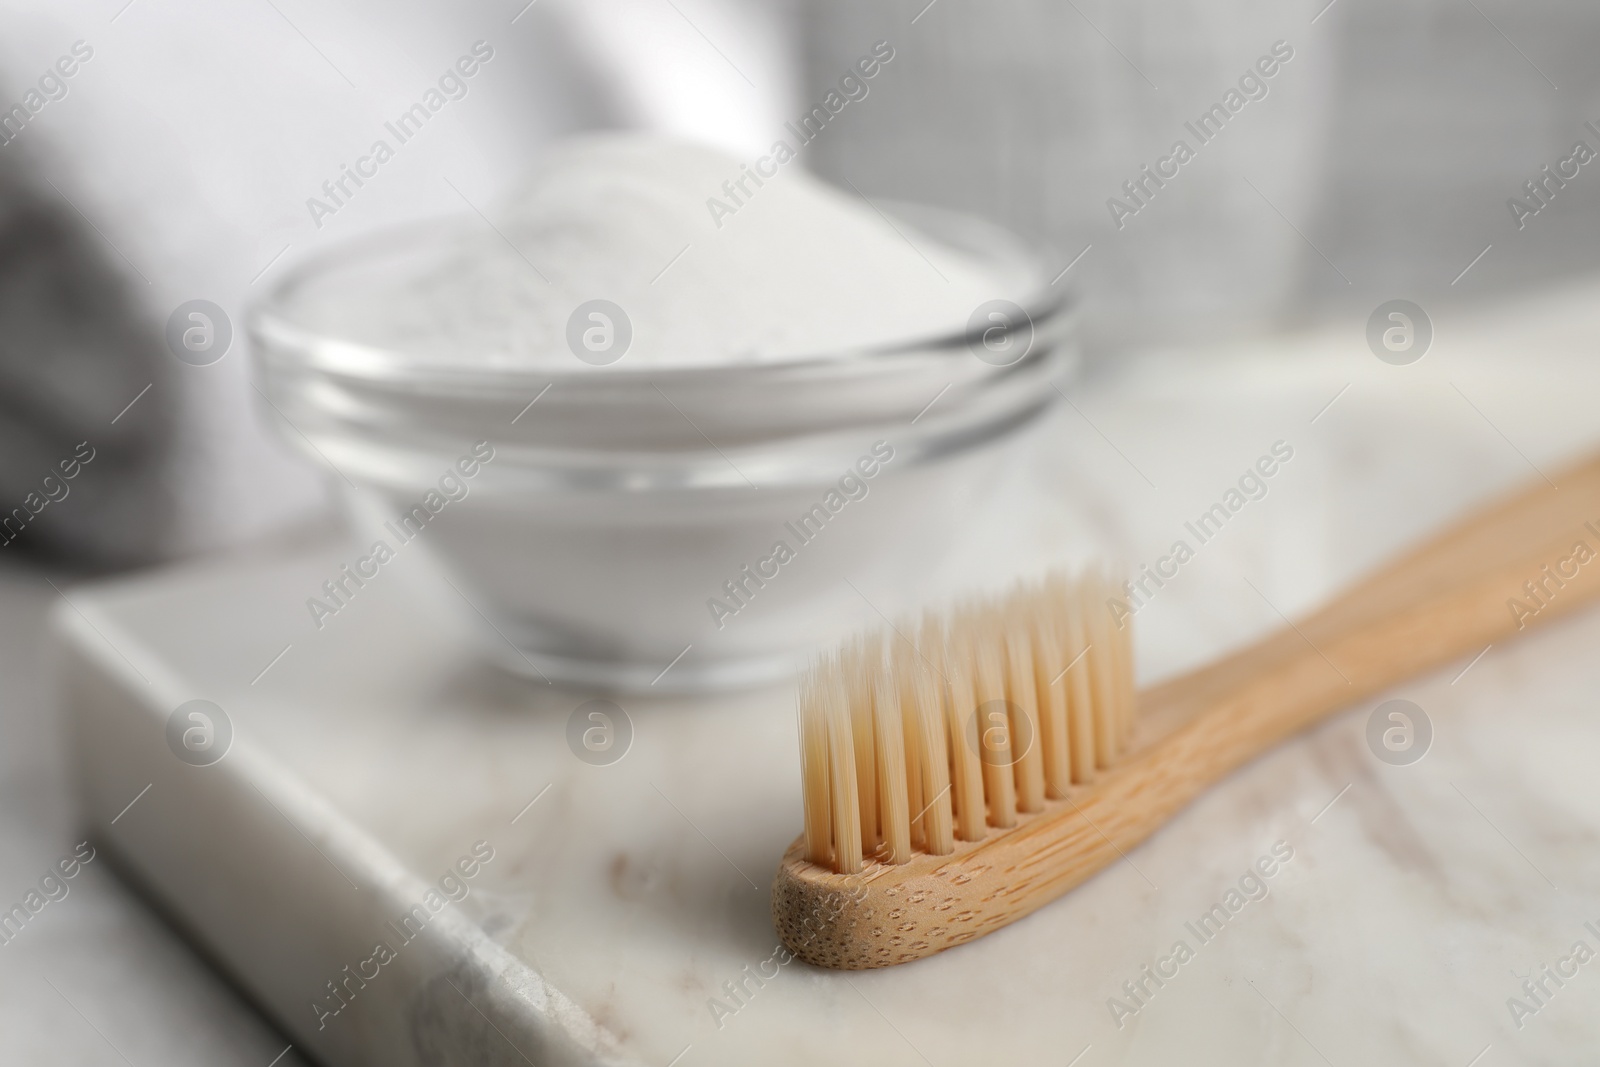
xmin=323 ymin=134 xmax=1029 ymax=368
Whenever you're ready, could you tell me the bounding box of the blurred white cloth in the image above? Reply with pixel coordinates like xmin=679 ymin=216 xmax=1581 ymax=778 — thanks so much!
xmin=0 ymin=0 xmax=795 ymax=559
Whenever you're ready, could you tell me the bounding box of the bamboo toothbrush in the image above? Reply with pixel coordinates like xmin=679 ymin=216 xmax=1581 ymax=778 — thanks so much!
xmin=772 ymin=452 xmax=1600 ymax=969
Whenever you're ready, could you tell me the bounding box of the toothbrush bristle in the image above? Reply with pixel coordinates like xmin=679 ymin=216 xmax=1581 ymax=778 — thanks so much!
xmin=798 ymin=569 xmax=1136 ymax=874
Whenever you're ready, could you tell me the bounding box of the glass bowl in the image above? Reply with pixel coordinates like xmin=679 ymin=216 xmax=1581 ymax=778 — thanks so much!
xmin=249 ymin=203 xmax=1076 ymax=691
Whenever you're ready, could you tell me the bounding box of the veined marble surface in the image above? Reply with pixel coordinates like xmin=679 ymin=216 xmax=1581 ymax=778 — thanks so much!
xmin=59 ymin=277 xmax=1600 ymax=1065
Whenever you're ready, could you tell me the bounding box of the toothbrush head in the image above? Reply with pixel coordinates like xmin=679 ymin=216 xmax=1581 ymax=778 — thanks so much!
xmin=777 ymin=569 xmax=1136 ymax=966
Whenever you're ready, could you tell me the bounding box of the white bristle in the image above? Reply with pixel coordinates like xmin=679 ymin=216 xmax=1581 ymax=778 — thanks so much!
xmin=872 ymin=656 xmax=912 ymax=865
xmin=798 ymin=665 xmax=833 ymax=867
xmin=1004 ymin=605 xmax=1046 ymax=815
xmin=844 ymin=638 xmax=879 ymax=859
xmin=811 ymin=653 xmax=863 ymax=875
xmin=972 ymin=631 xmax=1017 ymax=829
xmin=941 ymin=623 xmax=987 ymax=843
xmin=1029 ymin=592 xmax=1071 ymax=800
xmin=1060 ymin=575 xmax=1098 ymax=784
xmin=797 ymin=568 xmax=1137 ymax=874
xmin=900 ymin=641 xmax=954 ymax=855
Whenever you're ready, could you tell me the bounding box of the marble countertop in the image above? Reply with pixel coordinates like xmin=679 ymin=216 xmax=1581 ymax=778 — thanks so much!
xmin=0 ymin=560 xmax=309 ymax=1067
xmin=46 ymin=276 xmax=1600 ymax=1065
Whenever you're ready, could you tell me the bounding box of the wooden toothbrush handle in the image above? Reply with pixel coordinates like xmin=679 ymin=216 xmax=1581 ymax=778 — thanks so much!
xmin=774 ymin=453 xmax=1600 ymax=969
xmin=1142 ymin=451 xmax=1600 ymax=757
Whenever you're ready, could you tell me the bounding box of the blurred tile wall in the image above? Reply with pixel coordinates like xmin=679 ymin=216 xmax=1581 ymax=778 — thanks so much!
xmin=797 ymin=0 xmax=1600 ymax=351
